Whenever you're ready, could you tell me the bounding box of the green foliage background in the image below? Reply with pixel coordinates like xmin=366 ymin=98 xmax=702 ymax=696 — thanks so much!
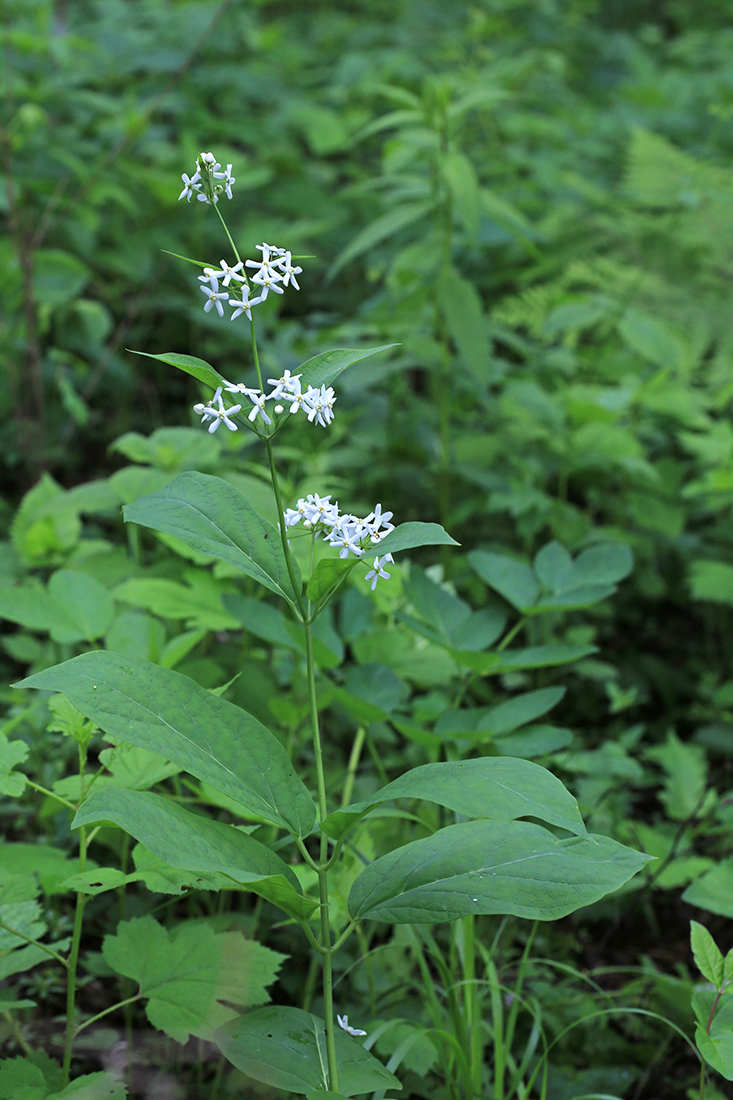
xmin=2 ymin=0 xmax=733 ymax=1096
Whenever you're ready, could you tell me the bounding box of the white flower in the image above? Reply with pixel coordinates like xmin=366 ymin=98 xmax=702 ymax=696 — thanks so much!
xmin=215 ymin=163 xmax=235 ymax=199
xmin=266 ymin=370 xmax=302 ymax=401
xmin=178 ymin=171 xmax=201 ymax=202
xmin=200 ymin=275 xmax=229 ymax=317
xmin=337 ymin=1014 xmax=366 ymax=1038
xmin=303 ymin=385 xmax=336 ymax=427
xmin=275 ymin=251 xmax=302 ymax=290
xmin=229 ymin=287 xmax=263 ymax=321
xmin=247 ymin=392 xmax=272 ymax=426
xmin=364 ymin=553 xmax=394 ymax=591
xmin=248 ymin=264 xmax=285 ymax=299
xmin=222 ymin=378 xmax=260 ymax=397
xmin=194 ymin=388 xmax=242 ymax=433
xmin=365 ymin=504 xmax=395 ymax=543
xmin=211 ymin=259 xmax=245 ymax=286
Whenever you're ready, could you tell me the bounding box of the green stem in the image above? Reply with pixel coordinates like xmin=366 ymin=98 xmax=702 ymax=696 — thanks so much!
xmin=0 ymin=921 xmax=68 ymax=967
xmin=214 ymin=204 xmax=242 ymax=266
xmin=74 ymin=994 xmax=141 ymax=1036
xmin=341 ymin=727 xmax=366 ymax=809
xmin=305 ymin=619 xmax=339 ymax=1092
xmin=265 ymin=436 xmax=306 ymax=619
xmin=462 ymin=915 xmax=483 ymax=1099
xmin=24 ymin=778 xmax=75 ymax=811
xmin=61 ymin=825 xmax=87 ymax=1088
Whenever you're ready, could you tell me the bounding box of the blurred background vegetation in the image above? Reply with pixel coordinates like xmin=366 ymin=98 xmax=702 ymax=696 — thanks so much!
xmin=3 ymin=0 xmax=733 ymax=1095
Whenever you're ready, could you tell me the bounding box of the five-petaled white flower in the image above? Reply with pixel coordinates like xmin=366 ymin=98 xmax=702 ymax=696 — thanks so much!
xmin=337 ymin=1014 xmax=367 ymax=1038
xmin=200 ymin=275 xmax=229 ymax=317
xmin=178 ymin=171 xmax=201 ymax=202
xmin=193 ymin=388 xmax=242 ymax=433
xmin=247 ymin=392 xmax=273 ymax=426
xmin=365 ymin=553 xmax=394 ymax=591
xmin=229 ymin=286 xmax=263 ymax=321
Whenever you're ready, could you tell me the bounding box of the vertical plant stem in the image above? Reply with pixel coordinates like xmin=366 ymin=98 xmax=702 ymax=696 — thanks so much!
xmin=462 ymin=914 xmax=484 ymax=1099
xmin=61 ymin=824 xmax=87 ymax=1088
xmin=304 ymin=619 xmax=339 ymax=1092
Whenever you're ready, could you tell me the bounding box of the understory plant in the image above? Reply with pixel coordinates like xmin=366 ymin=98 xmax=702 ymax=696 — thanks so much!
xmin=5 ymin=151 xmax=659 ymax=1099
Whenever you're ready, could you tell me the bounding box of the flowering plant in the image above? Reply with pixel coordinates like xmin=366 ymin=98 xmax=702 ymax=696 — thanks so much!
xmin=16 ymin=152 xmax=650 ymax=1097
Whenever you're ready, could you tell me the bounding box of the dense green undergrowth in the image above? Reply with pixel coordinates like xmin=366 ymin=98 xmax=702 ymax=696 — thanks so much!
xmin=2 ymin=1 xmax=733 ymax=1098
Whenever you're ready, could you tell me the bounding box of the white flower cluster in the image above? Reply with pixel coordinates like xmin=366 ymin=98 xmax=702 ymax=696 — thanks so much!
xmin=284 ymin=493 xmax=395 ymax=588
xmin=193 ymin=371 xmax=336 ymax=434
xmin=198 ymin=243 xmax=303 ymax=323
xmin=178 ymin=151 xmax=234 ymax=205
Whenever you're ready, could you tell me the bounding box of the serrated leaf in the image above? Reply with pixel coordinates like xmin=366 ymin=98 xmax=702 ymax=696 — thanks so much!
xmin=321 ymin=756 xmax=586 ymax=840
xmin=0 ymin=732 xmax=28 ymax=797
xmin=16 ymin=652 xmax=316 ymax=838
xmin=74 ymin=789 xmax=315 ymax=920
xmin=349 ymin=820 xmax=650 ymax=923
xmin=215 ymin=1006 xmax=401 ymax=1096
xmin=691 ymin=920 xmax=724 ymax=987
xmin=330 ymin=200 xmax=435 ymax=277
xmin=123 ymin=473 xmax=301 ymax=606
xmin=128 ymin=350 xmax=224 ymax=391
xmin=103 ymin=914 xmax=284 ymax=1043
xmin=438 ymin=267 xmax=488 ymax=381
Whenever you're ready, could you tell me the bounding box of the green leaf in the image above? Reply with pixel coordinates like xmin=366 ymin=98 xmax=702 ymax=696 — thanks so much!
xmin=214 ymin=1006 xmax=401 ymax=1096
xmin=33 ymin=249 xmax=89 ymax=307
xmin=306 ymin=558 xmax=355 ymax=603
xmin=0 ymin=571 xmax=113 ymax=645
xmin=349 ymin=820 xmax=650 ymax=923
xmin=297 ymin=346 xmax=399 ymax=391
xmin=439 ymin=267 xmax=489 ymax=382
xmin=453 ymin=644 xmax=596 ymax=675
xmin=47 ymin=1070 xmax=127 ymax=1098
xmin=618 ymin=308 xmax=685 ymax=370
xmin=371 ymin=521 xmax=458 ymax=557
xmin=321 ymin=756 xmax=587 ymax=840
xmin=127 ymin=350 xmax=224 ymax=392
xmin=683 ymin=859 xmax=733 ymax=918
xmin=0 ymin=733 xmax=28 ymax=797
xmin=103 ymin=914 xmax=285 ymax=1042
xmin=468 ymin=550 xmax=539 ymax=611
xmin=123 ymin=473 xmax=301 ymax=606
xmin=442 ymin=153 xmax=481 ymax=237
xmin=16 ymin=652 xmax=316 ymax=838
xmin=330 ymin=200 xmax=435 ymax=277
xmin=47 ymin=695 xmax=97 ymax=748
xmin=73 ymin=789 xmax=315 ymax=921
xmin=695 ymin=995 xmax=733 ymax=1080
xmin=113 ymin=578 xmax=239 ymax=631
xmin=434 ymin=687 xmax=565 ymax=740
xmin=98 ymin=743 xmax=181 ymax=790
xmin=690 ymin=560 xmax=733 ymax=606
xmin=691 ymin=920 xmax=724 ymax=987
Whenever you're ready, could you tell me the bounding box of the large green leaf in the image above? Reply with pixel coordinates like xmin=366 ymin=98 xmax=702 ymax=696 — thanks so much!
xmin=128 ymin=350 xmax=225 ymax=391
xmin=74 ymin=789 xmax=315 ymax=921
xmin=330 ymin=200 xmax=435 ymax=276
xmin=215 ymin=1006 xmax=401 ymax=1096
xmin=103 ymin=914 xmax=285 ymax=1042
xmin=16 ymin=652 xmax=316 ymax=837
xmin=123 ymin=472 xmax=301 ymax=606
xmin=297 ymin=346 xmax=399 ymax=391
xmin=349 ymin=820 xmax=650 ymax=923
xmin=371 ymin=521 xmax=458 ymax=556
xmin=468 ymin=550 xmax=539 ymax=611
xmin=321 ymin=757 xmax=586 ymax=840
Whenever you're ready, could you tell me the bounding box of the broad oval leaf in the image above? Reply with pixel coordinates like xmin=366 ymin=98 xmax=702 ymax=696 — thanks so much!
xmin=73 ymin=789 xmax=315 ymax=921
xmin=372 ymin=521 xmax=458 ymax=557
xmin=453 ymin=643 xmax=596 ymax=675
xmin=434 ymin=687 xmax=565 ymax=739
xmin=123 ymin=472 xmax=301 ymax=605
xmin=321 ymin=756 xmax=586 ymax=841
xmin=215 ymin=1006 xmax=401 ymax=1096
xmin=15 ymin=651 xmax=316 ymax=838
xmin=468 ymin=550 xmax=539 ymax=612
xmin=349 ymin=819 xmax=651 ymax=923
xmin=297 ymin=346 xmax=399 ymax=391
xmin=128 ymin=350 xmax=224 ymax=392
